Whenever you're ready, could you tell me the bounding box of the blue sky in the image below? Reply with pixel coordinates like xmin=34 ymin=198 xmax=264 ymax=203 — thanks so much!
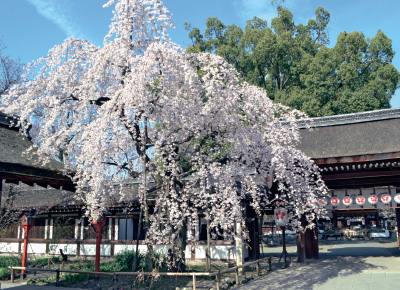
xmin=1 ymin=0 xmax=400 ymax=107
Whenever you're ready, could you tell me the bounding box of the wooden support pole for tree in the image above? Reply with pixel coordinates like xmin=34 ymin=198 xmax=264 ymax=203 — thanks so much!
xmin=215 ymin=271 xmax=220 ymax=290
xmin=235 ymin=268 xmax=239 ymax=285
xmin=235 ymin=221 xmax=244 ymax=278
xmin=256 ymin=260 xmax=260 ymax=276
xmin=10 ymin=268 xmax=14 ymax=283
xmin=192 ymin=274 xmax=196 ymax=290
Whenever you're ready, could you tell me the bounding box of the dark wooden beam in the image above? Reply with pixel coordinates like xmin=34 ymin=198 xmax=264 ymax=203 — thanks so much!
xmin=324 ymin=175 xmax=400 ymax=189
xmin=2 ymin=172 xmax=75 ymax=191
xmin=314 ymin=152 xmax=400 ymax=165
xmin=322 ymin=169 xmax=400 ymax=180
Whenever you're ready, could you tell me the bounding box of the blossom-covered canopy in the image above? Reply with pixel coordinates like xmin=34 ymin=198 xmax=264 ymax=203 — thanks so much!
xmin=1 ymin=0 xmax=326 ymax=248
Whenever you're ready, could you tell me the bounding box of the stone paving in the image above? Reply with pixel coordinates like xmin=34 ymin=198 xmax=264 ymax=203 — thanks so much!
xmin=237 ymin=239 xmax=400 ymax=290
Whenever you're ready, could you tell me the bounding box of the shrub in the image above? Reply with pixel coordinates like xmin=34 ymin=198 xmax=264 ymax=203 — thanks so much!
xmin=0 ymin=256 xmax=21 ymax=280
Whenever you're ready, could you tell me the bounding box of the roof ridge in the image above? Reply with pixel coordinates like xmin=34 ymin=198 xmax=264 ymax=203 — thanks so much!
xmin=296 ymin=108 xmax=400 ymax=128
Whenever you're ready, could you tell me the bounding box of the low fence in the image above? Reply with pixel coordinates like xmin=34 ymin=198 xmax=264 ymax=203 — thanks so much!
xmin=9 ymin=256 xmax=272 ymax=290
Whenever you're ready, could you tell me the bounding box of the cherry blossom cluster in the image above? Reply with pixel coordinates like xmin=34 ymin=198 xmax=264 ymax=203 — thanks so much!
xmin=1 ymin=0 xmax=327 ymax=266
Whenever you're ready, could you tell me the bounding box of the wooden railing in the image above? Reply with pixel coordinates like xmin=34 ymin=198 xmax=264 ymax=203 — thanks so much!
xmin=9 ymin=256 xmax=273 ymax=290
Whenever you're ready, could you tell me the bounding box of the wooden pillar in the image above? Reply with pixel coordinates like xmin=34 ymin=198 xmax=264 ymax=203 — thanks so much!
xmin=332 ymin=211 xmax=337 ymax=228
xmin=396 ymin=208 xmax=400 ymax=249
xmin=305 ymin=221 xmax=319 ymax=260
xmin=110 ymin=217 xmax=115 ymax=257
xmin=297 ymin=215 xmax=306 ymax=263
xmin=259 ymin=216 xmax=264 ymax=257
xmin=376 ymin=211 xmax=380 ymax=227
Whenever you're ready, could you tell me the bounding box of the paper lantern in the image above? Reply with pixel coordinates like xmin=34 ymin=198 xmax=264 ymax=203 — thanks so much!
xmin=274 ymin=208 xmax=288 ymax=227
xmin=381 ymin=195 xmax=391 ymax=205
xmin=343 ymin=197 xmax=352 ymax=206
xmin=394 ymin=194 xmax=400 ymax=204
xmin=368 ymin=195 xmax=378 ymax=205
xmin=331 ymin=198 xmax=340 ymax=206
xmin=318 ymin=199 xmax=326 ymax=206
xmin=355 ymin=196 xmax=365 ymax=206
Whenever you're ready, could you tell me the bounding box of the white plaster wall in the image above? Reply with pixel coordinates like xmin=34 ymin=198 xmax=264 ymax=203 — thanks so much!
xmin=49 ymin=243 xmax=77 ymax=255
xmin=194 ymin=245 xmax=206 ymax=259
xmin=0 ymin=242 xmax=19 ymax=253
xmin=114 ymin=244 xmax=169 ymax=256
xmin=193 ymin=245 xmax=235 ymax=260
xmin=28 ymin=243 xmax=47 ymax=254
xmin=80 ymin=244 xmax=111 ymax=256
xmin=113 ymin=244 xmax=147 ymax=255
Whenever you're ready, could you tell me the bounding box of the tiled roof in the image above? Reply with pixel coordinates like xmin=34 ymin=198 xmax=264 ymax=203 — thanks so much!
xmin=297 ymin=109 xmax=400 ymax=159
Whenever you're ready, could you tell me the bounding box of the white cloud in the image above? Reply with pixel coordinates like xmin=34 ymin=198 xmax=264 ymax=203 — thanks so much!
xmin=234 ymin=0 xmax=317 ymax=25
xmin=26 ymin=0 xmax=87 ymax=39
xmin=234 ymin=0 xmax=277 ymax=24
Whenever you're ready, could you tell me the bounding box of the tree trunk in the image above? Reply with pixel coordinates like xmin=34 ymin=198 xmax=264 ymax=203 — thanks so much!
xmin=205 ymin=218 xmax=211 ymax=271
xmin=167 ymin=218 xmax=187 ymax=272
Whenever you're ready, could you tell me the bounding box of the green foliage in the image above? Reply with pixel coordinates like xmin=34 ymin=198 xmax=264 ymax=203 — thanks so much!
xmin=0 ymin=256 xmax=20 ymax=280
xmin=29 ymin=256 xmax=61 ymax=267
xmin=187 ymin=6 xmax=400 ymax=117
xmin=62 ymin=273 xmax=93 ymax=287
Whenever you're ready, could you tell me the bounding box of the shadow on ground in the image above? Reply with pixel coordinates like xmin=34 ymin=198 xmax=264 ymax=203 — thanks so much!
xmin=237 ymin=256 xmax=385 ymax=290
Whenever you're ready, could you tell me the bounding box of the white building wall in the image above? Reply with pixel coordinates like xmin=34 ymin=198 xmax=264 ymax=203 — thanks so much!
xmin=80 ymin=244 xmax=111 ymax=256
xmin=49 ymin=243 xmax=77 ymax=255
xmin=0 ymin=242 xmax=19 ymax=253
xmin=28 ymin=243 xmax=47 ymax=254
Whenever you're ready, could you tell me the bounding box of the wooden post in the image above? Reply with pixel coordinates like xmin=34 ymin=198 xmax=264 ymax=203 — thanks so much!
xmin=113 ymin=273 xmax=118 ymax=290
xmin=56 ymin=269 xmax=60 ymax=286
xmin=235 ymin=221 xmax=244 ymax=278
xmin=10 ymin=268 xmax=14 ymax=283
xmin=256 ymin=261 xmax=260 ymax=276
xmin=235 ymin=268 xmax=239 ymax=285
xmin=192 ymin=275 xmax=196 ymax=290
xmin=216 ymin=271 xmax=220 ymax=290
